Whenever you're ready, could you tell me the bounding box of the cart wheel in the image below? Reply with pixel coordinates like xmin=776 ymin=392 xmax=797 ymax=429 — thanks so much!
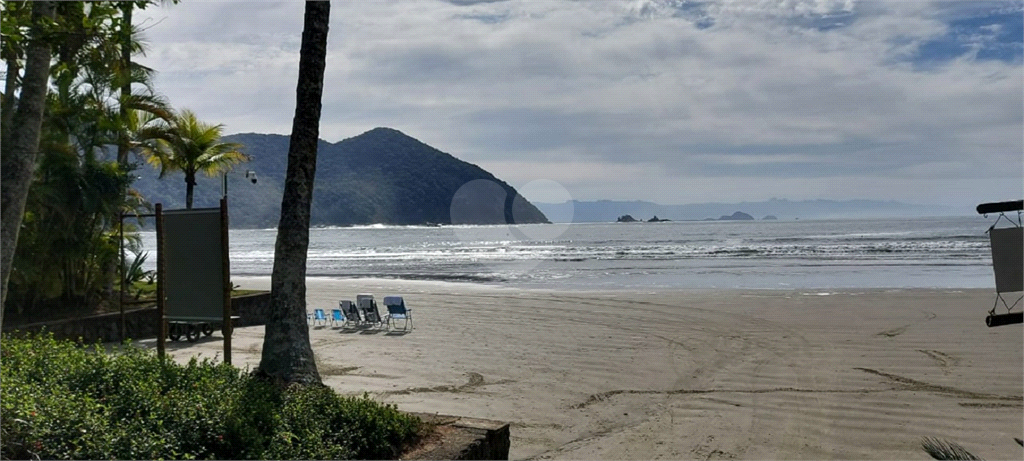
xmin=169 ymin=324 xmax=182 ymax=342
xmin=202 ymin=323 xmax=214 ymax=336
xmin=186 ymin=324 xmax=200 ymax=343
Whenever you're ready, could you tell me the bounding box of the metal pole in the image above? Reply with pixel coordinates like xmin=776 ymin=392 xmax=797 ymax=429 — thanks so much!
xmin=119 ymin=211 xmax=125 ymax=342
xmin=221 ymin=198 xmax=232 ymax=365
xmin=155 ymin=203 xmax=166 ymax=360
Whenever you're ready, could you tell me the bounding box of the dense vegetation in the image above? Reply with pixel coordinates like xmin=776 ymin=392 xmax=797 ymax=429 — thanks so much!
xmin=0 ymin=333 xmax=422 ymax=460
xmin=1 ymin=1 xmax=252 ymax=320
xmin=131 ymin=128 xmax=551 ymax=227
xmin=3 ymin=1 xmax=157 ymax=319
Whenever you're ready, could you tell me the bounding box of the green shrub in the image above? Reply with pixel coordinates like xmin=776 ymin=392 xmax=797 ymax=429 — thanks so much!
xmin=1 ymin=332 xmax=420 ymax=460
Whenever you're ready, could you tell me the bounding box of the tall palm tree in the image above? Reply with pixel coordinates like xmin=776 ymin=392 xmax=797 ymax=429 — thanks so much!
xmin=142 ymin=110 xmax=248 ymax=208
xmin=257 ymin=0 xmax=330 ymax=385
xmin=1 ymin=1 xmax=56 ymax=316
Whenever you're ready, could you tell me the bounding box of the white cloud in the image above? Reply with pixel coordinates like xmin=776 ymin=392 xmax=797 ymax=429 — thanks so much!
xmin=133 ymin=0 xmax=1023 ymax=208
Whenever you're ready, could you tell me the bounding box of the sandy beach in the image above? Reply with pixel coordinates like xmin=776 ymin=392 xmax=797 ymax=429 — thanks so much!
xmin=154 ymin=277 xmax=1022 ymax=459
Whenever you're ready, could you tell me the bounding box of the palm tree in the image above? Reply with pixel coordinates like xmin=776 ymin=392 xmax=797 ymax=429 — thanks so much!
xmin=256 ymin=0 xmax=330 ymax=385
xmin=1 ymin=1 xmax=57 ymax=316
xmin=142 ymin=110 xmax=248 ymax=208
xmin=115 ymin=0 xmax=180 ymax=167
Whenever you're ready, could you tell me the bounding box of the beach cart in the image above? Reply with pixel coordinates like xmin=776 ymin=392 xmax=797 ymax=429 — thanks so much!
xmin=167 ymin=316 xmax=241 ymax=342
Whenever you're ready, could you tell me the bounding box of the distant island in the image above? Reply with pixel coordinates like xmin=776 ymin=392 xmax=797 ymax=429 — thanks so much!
xmin=615 ymin=214 xmax=671 ymax=223
xmin=130 ymin=128 xmax=550 ymax=228
xmin=716 ymin=211 xmax=754 ymax=221
xmin=535 ymin=198 xmax=959 ymax=223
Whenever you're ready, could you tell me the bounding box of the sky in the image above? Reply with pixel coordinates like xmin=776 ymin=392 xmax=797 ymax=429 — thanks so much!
xmin=132 ymin=0 xmax=1024 ymax=208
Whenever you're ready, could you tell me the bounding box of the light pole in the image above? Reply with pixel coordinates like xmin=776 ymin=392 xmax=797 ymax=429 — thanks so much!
xmin=118 ymin=175 xmax=142 ymax=342
xmin=220 ymin=168 xmax=257 ymax=284
xmin=222 ymin=169 xmax=258 ymax=199
xmin=220 ymin=169 xmax=256 ymax=364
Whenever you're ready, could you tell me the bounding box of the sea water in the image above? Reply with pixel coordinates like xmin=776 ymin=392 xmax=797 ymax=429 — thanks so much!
xmin=138 ymin=215 xmax=1000 ymax=290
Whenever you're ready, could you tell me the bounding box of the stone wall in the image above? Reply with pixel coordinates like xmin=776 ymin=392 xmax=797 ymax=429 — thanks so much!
xmin=229 ymin=292 xmax=273 ymax=327
xmin=2 ymin=292 xmax=271 ymax=343
xmin=404 ymin=413 xmax=511 ymax=460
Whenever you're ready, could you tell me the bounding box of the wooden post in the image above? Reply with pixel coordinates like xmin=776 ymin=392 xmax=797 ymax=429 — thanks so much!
xmin=118 ymin=211 xmax=125 ymax=342
xmin=155 ymin=203 xmax=166 ymax=360
xmin=221 ymin=198 xmax=232 ymax=365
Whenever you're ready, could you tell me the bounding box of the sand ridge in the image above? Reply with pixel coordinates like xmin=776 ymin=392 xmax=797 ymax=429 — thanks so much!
xmin=154 ymin=278 xmax=1023 ymax=460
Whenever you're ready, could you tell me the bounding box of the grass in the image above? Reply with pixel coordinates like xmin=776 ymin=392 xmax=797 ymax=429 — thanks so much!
xmin=1 ymin=332 xmax=422 ymax=460
xmin=124 ymin=281 xmax=263 ymax=305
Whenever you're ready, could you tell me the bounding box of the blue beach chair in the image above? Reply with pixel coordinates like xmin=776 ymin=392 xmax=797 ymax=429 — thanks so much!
xmin=330 ymin=309 xmax=345 ymax=327
xmin=312 ymin=308 xmax=327 ymax=326
xmin=383 ymin=296 xmax=413 ymax=332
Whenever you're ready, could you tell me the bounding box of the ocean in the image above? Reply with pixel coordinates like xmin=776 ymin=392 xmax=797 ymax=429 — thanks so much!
xmin=137 ymin=215 xmax=1001 ymax=290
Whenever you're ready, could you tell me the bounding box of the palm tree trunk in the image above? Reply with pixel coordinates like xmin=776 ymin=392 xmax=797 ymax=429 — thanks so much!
xmin=185 ymin=173 xmax=195 ymax=209
xmin=1 ymin=1 xmax=57 ymax=317
xmin=108 ymin=3 xmax=133 ymax=303
xmin=1 ymin=58 xmax=20 ymax=146
xmin=257 ymin=0 xmax=330 ymax=385
xmin=116 ymin=1 xmax=133 ymax=166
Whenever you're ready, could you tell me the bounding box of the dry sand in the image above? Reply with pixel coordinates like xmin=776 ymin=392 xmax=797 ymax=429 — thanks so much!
xmin=154 ymin=277 xmax=1022 ymax=460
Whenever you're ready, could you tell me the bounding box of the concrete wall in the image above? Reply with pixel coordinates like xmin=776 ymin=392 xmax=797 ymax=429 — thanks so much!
xmin=2 ymin=292 xmax=271 ymax=343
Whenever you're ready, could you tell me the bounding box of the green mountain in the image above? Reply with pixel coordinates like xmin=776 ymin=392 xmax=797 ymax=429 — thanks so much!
xmin=130 ymin=128 xmax=549 ymax=228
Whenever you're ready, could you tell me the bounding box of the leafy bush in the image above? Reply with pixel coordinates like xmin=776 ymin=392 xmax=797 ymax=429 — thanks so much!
xmin=1 ymin=333 xmax=421 ymax=460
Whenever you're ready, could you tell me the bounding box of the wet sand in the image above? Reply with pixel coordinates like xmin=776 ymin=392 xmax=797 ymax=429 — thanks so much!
xmin=155 ymin=277 xmax=1023 ymax=460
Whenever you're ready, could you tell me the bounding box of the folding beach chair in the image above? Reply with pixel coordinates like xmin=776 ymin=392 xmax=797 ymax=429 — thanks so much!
xmin=356 ymin=294 xmax=384 ymax=328
xmin=339 ymin=300 xmax=361 ymax=327
xmin=383 ymin=296 xmax=413 ymax=332
xmin=330 ymin=309 xmax=346 ymax=327
xmin=312 ymin=308 xmax=328 ymax=326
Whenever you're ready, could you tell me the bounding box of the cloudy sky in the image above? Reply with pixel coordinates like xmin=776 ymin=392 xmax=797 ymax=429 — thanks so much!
xmin=133 ymin=0 xmax=1023 ymax=208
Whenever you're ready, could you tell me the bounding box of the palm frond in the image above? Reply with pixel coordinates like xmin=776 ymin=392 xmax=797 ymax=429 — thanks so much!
xmin=921 ymin=437 xmax=984 ymax=461
xmin=120 ymin=91 xmax=172 ymax=120
xmin=135 ymin=108 xmax=249 ymax=205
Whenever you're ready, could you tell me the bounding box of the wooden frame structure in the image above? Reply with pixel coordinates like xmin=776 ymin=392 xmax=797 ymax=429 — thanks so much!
xmin=154 ymin=199 xmax=234 ymax=363
xmin=976 ymin=200 xmax=1023 ymax=327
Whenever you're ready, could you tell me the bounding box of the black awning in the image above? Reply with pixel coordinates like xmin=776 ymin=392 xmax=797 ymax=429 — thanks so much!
xmin=976 ymin=200 xmax=1023 ymax=215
